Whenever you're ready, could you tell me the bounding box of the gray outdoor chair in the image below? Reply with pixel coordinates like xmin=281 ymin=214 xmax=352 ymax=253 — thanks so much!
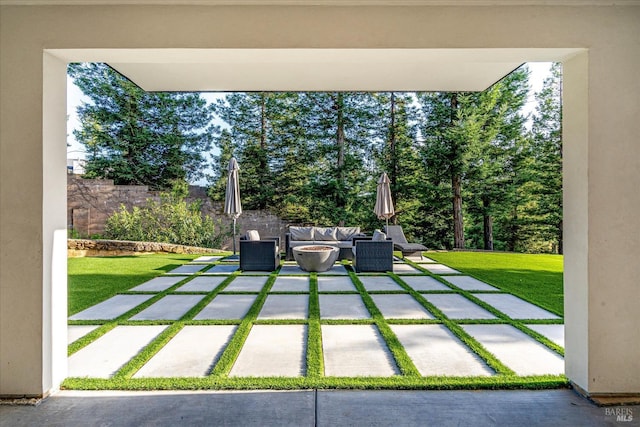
xmin=239 ymin=236 xmax=281 ymax=271
xmin=384 ymin=225 xmax=428 ymax=259
xmin=352 ymin=237 xmax=394 ymax=273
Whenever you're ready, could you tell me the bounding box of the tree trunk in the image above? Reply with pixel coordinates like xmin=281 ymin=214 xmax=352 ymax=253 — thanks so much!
xmin=335 ymin=93 xmax=346 ymax=226
xmin=558 ymin=219 xmax=563 ymax=254
xmin=260 ymin=93 xmax=267 ymax=150
xmin=258 ymin=93 xmax=268 ymax=209
xmin=452 ymin=173 xmax=464 ymax=249
xmin=450 ymin=93 xmax=464 ymax=250
xmin=506 ymin=206 xmax=518 ymax=252
xmin=483 ymin=197 xmax=493 ymax=250
xmin=389 ymin=92 xmax=397 ymax=209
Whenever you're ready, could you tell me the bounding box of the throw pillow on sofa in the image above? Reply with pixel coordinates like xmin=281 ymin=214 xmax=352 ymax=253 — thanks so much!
xmin=372 ymin=229 xmax=387 ymax=241
xmin=290 ymin=226 xmax=315 ymax=241
xmin=336 ymin=226 xmax=361 ymax=241
xmin=246 ymin=230 xmax=261 ymax=240
xmin=315 ymin=227 xmax=337 ymax=241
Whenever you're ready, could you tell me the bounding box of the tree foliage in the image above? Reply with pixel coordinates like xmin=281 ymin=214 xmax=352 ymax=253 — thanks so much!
xmin=69 ymin=63 xmax=214 ymax=190
xmin=206 ymin=65 xmax=562 ymax=253
xmin=72 ymin=62 xmax=561 ymax=253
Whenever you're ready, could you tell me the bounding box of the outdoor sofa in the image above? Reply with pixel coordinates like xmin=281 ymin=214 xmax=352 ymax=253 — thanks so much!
xmin=285 ymin=226 xmax=364 ymax=261
xmin=239 ymin=231 xmax=280 ymax=271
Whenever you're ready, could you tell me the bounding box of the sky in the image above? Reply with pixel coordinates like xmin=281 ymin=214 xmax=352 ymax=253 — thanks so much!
xmin=66 ymin=62 xmax=553 ymax=184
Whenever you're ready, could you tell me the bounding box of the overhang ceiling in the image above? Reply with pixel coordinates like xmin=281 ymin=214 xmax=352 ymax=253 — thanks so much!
xmin=50 ymin=48 xmax=583 ymax=92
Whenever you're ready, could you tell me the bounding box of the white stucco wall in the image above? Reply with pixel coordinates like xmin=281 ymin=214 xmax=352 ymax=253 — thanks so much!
xmin=1 ymin=4 xmax=638 ymax=397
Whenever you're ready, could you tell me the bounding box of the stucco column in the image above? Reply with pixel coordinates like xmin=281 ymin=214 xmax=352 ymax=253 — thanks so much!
xmin=564 ymin=46 xmax=640 ymax=396
xmin=0 ymin=48 xmax=67 ymax=396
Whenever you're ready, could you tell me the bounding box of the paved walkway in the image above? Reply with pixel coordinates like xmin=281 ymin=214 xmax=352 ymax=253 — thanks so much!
xmin=2 ymin=389 xmax=637 ymax=426
xmin=67 ymin=256 xmax=565 ymax=380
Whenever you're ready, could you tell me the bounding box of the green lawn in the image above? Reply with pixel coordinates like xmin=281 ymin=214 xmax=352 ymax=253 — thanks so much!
xmin=425 ymin=251 xmax=563 ymax=316
xmin=68 ymin=254 xmax=199 ymax=315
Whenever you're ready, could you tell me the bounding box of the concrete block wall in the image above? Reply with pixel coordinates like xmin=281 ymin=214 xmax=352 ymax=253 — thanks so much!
xmin=67 ymin=175 xmax=292 ymax=250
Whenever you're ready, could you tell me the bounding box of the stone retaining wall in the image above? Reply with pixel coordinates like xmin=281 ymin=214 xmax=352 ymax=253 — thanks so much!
xmin=68 ymin=239 xmax=224 ymax=257
xmin=67 ymin=175 xmax=295 ymax=250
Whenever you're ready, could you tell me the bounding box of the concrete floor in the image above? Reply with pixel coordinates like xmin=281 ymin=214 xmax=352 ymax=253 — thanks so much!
xmin=2 ymin=389 xmax=638 ymax=426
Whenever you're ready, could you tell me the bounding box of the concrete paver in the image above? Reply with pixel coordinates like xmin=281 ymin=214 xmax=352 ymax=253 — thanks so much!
xmin=317 ymin=276 xmax=356 ymax=292
xmin=129 ymin=295 xmax=205 ymax=320
xmin=400 ymin=275 xmax=451 ymax=291
xmin=67 ymin=325 xmax=99 ymax=344
xmin=411 ymin=256 xmax=437 ymax=263
xmin=271 ymin=276 xmax=309 ymax=292
xmin=359 ymin=276 xmax=403 ymax=291
xmin=167 ymin=264 xmax=208 ymax=274
xmin=133 ymin=325 xmax=237 ymax=378
xmin=203 ymin=264 xmax=239 ymax=274
xmin=368 ymin=294 xmax=434 ymax=319
xmin=393 ymin=263 xmax=419 ymax=274
xmin=462 ymin=324 xmax=564 ymax=376
xmin=422 ymin=264 xmax=461 ymax=275
xmin=278 ymin=264 xmax=309 ymax=275
xmin=279 ymin=263 xmax=348 ymax=275
xmin=130 ymin=276 xmax=187 ymax=292
xmin=422 ymin=293 xmax=497 ymax=319
xmin=175 ymin=276 xmax=227 ymax=292
xmin=230 ymin=325 xmax=307 ymax=377
xmin=404 ymin=255 xmax=433 ymax=262
xmin=322 ymin=325 xmax=398 ymax=377
xmin=526 ymin=324 xmax=565 ymax=348
xmin=223 ymin=276 xmax=268 ymax=292
xmin=194 ymin=294 xmax=257 ymax=320
xmin=443 ymin=275 xmax=499 ymax=291
xmin=257 ymin=294 xmax=309 ymax=319
xmin=390 ymin=324 xmax=494 ymax=376
xmin=68 ymin=326 xmax=167 ymax=378
xmin=318 ymin=264 xmax=348 ymax=275
xmin=191 ymin=256 xmax=223 ymax=263
xmin=69 ymin=294 xmax=155 ymax=320
xmin=319 ymin=294 xmax=370 ymax=319
xmin=472 ymin=293 xmax=560 ymax=319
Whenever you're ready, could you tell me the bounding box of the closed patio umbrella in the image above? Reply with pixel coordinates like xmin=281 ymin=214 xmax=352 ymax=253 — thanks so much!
xmin=224 ymin=157 xmax=242 ymax=257
xmin=374 ymin=172 xmax=394 ymax=228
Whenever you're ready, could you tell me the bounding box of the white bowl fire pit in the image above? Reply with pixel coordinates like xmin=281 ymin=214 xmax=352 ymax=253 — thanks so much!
xmin=292 ymin=245 xmax=340 ymax=272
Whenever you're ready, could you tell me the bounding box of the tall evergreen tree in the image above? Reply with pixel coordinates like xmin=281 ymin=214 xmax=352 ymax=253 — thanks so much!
xmin=69 ymin=63 xmax=213 ymax=190
xmin=464 ymin=67 xmax=530 ymax=250
xmin=211 ymin=92 xmax=278 ymax=209
xmin=418 ymin=92 xmax=471 ymax=249
xmin=297 ymin=92 xmax=375 ymax=226
xmin=528 ymin=63 xmax=563 ymax=253
xmin=371 ymin=92 xmax=423 ymax=238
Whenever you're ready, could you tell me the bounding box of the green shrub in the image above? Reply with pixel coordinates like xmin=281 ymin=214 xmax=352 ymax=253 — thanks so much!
xmin=104 ymin=182 xmax=225 ymax=248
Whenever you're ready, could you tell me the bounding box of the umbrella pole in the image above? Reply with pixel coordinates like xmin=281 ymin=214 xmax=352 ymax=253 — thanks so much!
xmin=232 ymin=217 xmax=237 ymax=255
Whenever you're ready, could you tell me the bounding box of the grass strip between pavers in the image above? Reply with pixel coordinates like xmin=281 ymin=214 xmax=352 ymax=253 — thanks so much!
xmin=348 ymin=269 xmax=421 ymax=378
xmin=208 ymin=270 xmax=278 ymax=377
xmin=62 ymin=374 xmax=568 ymax=391
xmin=306 ymin=273 xmax=324 ymax=379
xmin=401 ymin=259 xmax=566 ymax=357
xmin=389 ymin=272 xmax=515 ymax=376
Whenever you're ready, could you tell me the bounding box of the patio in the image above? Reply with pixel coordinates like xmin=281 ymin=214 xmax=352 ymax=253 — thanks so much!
xmin=66 ymin=256 xmax=564 ymax=387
